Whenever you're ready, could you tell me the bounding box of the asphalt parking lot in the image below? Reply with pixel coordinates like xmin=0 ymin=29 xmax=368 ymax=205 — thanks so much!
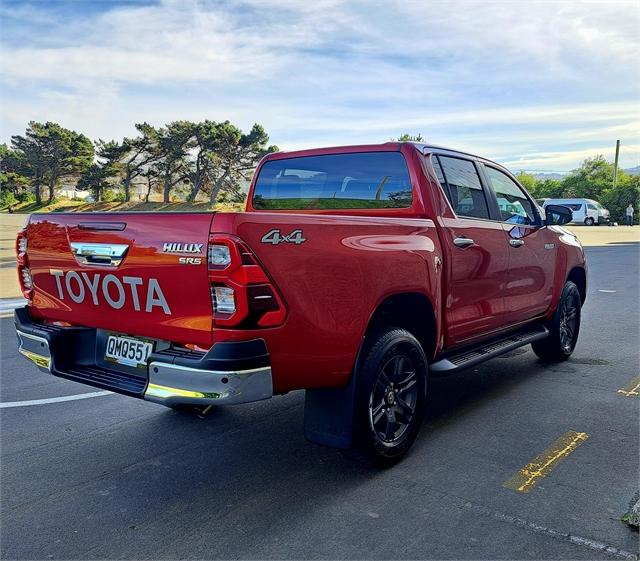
xmin=1 ymin=243 xmax=639 ymax=560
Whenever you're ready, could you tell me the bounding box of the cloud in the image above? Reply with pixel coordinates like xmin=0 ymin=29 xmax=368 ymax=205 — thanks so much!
xmin=0 ymin=0 xmax=638 ymax=171
xmin=500 ymin=143 xmax=640 ymax=171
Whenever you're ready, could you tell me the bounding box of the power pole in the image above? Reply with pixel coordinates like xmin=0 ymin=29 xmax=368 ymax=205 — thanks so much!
xmin=613 ymin=139 xmax=621 ymax=189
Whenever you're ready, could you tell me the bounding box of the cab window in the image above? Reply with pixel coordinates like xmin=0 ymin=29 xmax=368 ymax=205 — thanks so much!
xmin=436 ymin=156 xmax=491 ymax=220
xmin=432 ymin=156 xmax=447 ymax=187
xmin=252 ymin=152 xmax=412 ymax=210
xmin=485 ymin=166 xmax=537 ymax=225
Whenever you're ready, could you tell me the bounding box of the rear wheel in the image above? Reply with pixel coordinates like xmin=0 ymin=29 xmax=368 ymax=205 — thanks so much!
xmin=350 ymin=327 xmax=428 ymax=466
xmin=532 ymin=281 xmax=581 ymax=362
xmin=584 ymin=217 xmax=595 ymax=226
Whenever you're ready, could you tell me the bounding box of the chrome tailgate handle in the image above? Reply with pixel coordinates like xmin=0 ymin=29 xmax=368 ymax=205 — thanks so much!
xmin=509 ymin=239 xmax=525 ymax=248
xmin=71 ymin=243 xmax=129 ymax=266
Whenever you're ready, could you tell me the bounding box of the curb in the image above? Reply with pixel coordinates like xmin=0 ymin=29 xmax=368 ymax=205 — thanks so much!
xmin=0 ymin=298 xmax=27 ymax=312
xmin=623 ymin=492 xmax=640 ymax=528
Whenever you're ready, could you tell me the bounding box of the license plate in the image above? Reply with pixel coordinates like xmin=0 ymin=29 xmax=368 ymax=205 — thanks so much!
xmin=105 ymin=335 xmax=154 ymax=368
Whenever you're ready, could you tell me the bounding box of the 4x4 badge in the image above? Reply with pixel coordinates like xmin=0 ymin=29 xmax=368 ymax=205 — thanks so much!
xmin=261 ymin=229 xmax=306 ymax=245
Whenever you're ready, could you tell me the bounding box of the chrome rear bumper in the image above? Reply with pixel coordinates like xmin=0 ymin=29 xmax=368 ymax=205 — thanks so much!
xmin=15 ymin=306 xmax=273 ymax=408
xmin=145 ymin=362 xmax=273 ymax=407
xmin=16 ymin=330 xmax=52 ymax=372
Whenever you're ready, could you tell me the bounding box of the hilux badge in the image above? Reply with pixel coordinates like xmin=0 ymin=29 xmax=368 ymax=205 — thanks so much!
xmin=162 ymin=242 xmax=203 ymax=254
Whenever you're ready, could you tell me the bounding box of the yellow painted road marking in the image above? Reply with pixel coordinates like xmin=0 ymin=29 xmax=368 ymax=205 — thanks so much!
xmin=617 ymin=376 xmax=640 ymax=397
xmin=503 ymin=431 xmax=589 ymax=493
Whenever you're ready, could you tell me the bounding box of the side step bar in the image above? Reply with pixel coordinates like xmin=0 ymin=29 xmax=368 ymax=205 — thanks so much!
xmin=430 ymin=324 xmax=549 ymax=375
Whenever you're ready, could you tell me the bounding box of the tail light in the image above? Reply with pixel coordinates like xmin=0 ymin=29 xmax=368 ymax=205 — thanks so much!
xmin=16 ymin=229 xmax=33 ymax=300
xmin=207 ymin=234 xmax=286 ymax=328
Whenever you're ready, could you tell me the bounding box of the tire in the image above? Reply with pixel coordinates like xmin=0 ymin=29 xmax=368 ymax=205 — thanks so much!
xmin=532 ymin=281 xmax=581 ymax=362
xmin=350 ymin=327 xmax=428 ymax=466
xmin=584 ymin=217 xmax=595 ymax=226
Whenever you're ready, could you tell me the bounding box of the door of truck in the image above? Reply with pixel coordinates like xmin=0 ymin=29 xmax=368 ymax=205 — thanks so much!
xmin=431 ymin=154 xmax=510 ymax=347
xmin=480 ymin=164 xmax=555 ymax=324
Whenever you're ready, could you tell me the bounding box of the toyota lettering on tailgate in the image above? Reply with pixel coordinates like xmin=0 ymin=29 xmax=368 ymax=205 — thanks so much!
xmin=49 ymin=270 xmax=172 ymax=314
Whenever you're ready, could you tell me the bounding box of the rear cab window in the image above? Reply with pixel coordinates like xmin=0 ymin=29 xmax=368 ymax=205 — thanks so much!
xmin=252 ymin=152 xmax=413 ymax=210
xmin=433 ymin=155 xmax=491 ymax=220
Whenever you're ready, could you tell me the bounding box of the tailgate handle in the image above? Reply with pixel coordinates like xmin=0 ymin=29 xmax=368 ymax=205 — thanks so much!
xmin=78 ymin=222 xmax=126 ymax=231
xmin=71 ymin=243 xmax=129 ymax=267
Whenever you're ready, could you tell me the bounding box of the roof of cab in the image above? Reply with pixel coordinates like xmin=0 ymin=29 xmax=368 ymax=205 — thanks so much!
xmin=263 ymin=141 xmax=505 ymax=169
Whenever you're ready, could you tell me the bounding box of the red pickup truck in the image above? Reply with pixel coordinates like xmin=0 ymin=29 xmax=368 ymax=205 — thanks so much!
xmin=15 ymin=142 xmax=586 ymax=464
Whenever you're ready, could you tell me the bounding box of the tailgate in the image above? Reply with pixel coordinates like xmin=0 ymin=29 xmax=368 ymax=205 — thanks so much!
xmin=26 ymin=213 xmax=215 ymax=347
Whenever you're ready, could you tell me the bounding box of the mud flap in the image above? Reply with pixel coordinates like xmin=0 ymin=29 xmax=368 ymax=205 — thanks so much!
xmin=303 ymin=373 xmax=356 ymax=449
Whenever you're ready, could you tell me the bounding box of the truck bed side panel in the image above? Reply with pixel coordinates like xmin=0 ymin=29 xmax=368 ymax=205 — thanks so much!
xmin=211 ymin=212 xmax=443 ymax=392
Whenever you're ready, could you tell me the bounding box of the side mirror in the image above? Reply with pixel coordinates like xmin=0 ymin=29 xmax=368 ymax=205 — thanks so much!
xmin=544 ymin=204 xmax=573 ymax=226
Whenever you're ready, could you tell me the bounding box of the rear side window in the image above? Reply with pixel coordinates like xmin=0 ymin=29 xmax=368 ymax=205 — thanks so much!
xmin=437 ymin=156 xmax=490 ymax=220
xmin=485 ymin=166 xmax=536 ymax=225
xmin=432 ymin=157 xmax=447 ymax=186
xmin=252 ymin=152 xmax=412 ymax=210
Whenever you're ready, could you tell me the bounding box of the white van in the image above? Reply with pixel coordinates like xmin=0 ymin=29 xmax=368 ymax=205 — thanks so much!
xmin=543 ymin=198 xmax=610 ymax=226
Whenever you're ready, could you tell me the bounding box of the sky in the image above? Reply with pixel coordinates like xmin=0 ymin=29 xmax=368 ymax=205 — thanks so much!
xmin=0 ymin=0 xmax=639 ymax=172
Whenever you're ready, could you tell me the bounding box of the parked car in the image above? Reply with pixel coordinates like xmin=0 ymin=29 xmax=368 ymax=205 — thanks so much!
xmin=15 ymin=142 xmax=587 ymax=465
xmin=543 ymin=198 xmax=610 ymax=226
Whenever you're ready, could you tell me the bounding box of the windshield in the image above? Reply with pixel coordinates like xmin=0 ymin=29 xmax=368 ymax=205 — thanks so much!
xmin=252 ymin=152 xmax=413 ymax=210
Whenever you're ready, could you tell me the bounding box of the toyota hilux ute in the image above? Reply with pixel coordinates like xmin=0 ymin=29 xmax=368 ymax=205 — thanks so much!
xmin=15 ymin=142 xmax=587 ymax=465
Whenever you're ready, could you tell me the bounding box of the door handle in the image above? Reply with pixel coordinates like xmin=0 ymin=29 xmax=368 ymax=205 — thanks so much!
xmin=509 ymin=239 xmax=525 ymax=248
xmin=453 ymin=236 xmax=475 ymax=248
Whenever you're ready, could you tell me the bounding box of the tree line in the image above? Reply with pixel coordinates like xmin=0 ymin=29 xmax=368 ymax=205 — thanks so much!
xmin=515 ymin=156 xmax=639 ymax=223
xmin=2 ymin=125 xmax=638 ymax=222
xmin=0 ymin=120 xmax=278 ymax=207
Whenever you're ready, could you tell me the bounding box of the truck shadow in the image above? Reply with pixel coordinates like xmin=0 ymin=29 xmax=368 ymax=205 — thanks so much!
xmin=424 ymin=349 xmax=548 ymax=423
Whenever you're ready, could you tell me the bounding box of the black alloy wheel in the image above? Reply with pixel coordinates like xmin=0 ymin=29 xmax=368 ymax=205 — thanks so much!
xmin=349 ymin=327 xmax=428 ymax=466
xmin=558 ymin=294 xmax=579 ymax=353
xmin=369 ymin=354 xmax=419 ymax=444
xmin=532 ymin=281 xmax=582 ymax=362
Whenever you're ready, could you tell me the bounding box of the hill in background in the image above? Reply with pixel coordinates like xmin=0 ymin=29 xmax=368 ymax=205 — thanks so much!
xmin=532 ymin=166 xmax=639 ymax=181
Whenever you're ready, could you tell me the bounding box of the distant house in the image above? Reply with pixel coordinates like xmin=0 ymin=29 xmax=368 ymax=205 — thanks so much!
xmin=59 ymin=188 xmax=92 ymax=200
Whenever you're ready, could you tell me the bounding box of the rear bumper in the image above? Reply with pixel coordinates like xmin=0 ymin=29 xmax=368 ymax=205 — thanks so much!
xmin=14 ymin=306 xmax=273 ymax=407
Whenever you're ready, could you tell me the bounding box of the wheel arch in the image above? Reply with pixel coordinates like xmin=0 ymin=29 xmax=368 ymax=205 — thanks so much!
xmin=303 ymin=291 xmax=438 ymax=451
xmin=363 ymin=292 xmax=437 ymax=361
xmin=567 ymin=266 xmax=587 ymax=304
